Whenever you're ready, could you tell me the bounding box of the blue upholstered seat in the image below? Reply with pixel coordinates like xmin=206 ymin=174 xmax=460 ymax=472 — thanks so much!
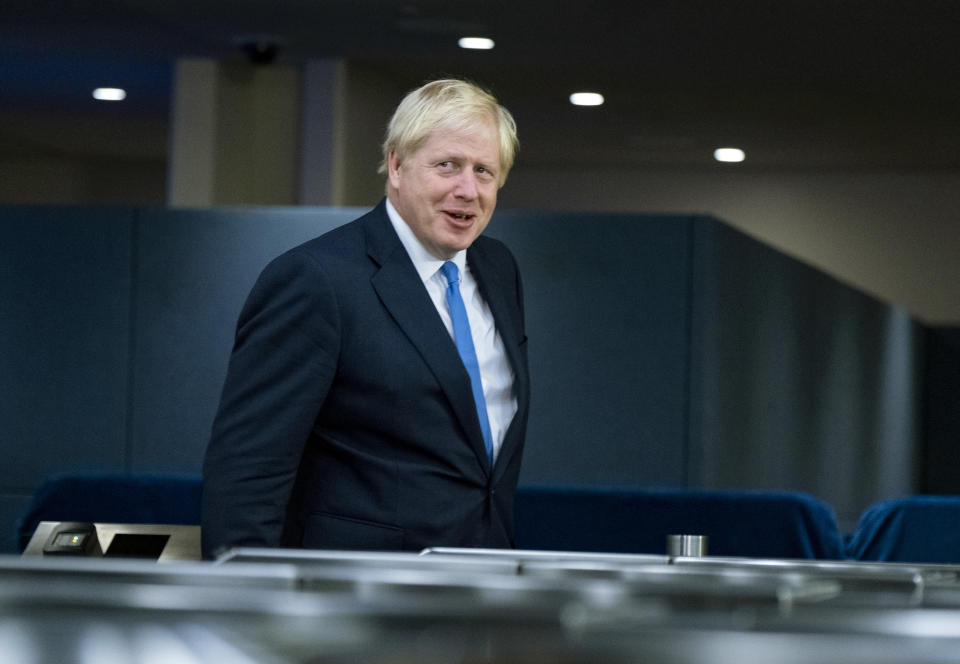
xmin=513 ymin=486 xmax=847 ymax=560
xmin=17 ymin=476 xmax=850 ymax=560
xmin=844 ymin=495 xmax=960 ymax=564
xmin=16 ymin=473 xmax=202 ymax=552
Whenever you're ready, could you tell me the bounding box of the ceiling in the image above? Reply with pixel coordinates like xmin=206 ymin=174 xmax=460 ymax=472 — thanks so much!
xmin=3 ymin=0 xmax=960 ymax=170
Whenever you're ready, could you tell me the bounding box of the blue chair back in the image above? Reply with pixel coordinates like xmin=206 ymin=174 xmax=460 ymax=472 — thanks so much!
xmin=845 ymin=495 xmax=960 ymax=564
xmin=514 ymin=487 xmax=847 ymax=559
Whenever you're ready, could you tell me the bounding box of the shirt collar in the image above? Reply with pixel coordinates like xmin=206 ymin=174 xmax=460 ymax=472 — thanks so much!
xmin=385 ymin=196 xmax=467 ymax=283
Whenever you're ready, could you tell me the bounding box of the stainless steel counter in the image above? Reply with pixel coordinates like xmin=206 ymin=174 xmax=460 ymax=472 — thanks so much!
xmin=5 ymin=547 xmax=960 ymax=662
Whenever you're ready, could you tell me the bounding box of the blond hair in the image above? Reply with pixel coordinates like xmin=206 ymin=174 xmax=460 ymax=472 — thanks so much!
xmin=378 ymin=79 xmax=518 ymax=187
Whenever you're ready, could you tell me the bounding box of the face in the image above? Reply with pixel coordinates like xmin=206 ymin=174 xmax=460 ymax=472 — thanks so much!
xmin=387 ymin=120 xmax=500 ymax=260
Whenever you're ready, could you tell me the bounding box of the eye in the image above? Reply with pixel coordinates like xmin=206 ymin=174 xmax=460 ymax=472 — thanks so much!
xmin=475 ymin=166 xmax=496 ymax=181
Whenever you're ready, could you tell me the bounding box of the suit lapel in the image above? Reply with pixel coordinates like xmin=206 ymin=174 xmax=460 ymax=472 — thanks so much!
xmin=363 ymin=205 xmax=492 ymax=476
xmin=468 ymin=242 xmax=530 ymax=480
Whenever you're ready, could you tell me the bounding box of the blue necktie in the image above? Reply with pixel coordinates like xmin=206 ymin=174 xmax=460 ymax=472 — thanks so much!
xmin=440 ymin=261 xmax=494 ymax=466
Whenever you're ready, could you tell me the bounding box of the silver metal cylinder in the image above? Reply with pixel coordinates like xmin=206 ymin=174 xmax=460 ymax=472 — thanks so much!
xmin=667 ymin=534 xmax=708 ymax=558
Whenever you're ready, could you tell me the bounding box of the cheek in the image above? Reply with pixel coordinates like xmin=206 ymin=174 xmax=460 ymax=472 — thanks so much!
xmin=421 ymin=178 xmax=449 ymax=204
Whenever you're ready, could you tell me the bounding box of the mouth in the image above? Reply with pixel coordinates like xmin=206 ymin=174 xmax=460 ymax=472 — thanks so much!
xmin=443 ymin=211 xmax=476 ymax=224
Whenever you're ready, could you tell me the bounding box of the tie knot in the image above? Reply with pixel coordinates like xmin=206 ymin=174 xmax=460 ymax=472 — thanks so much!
xmin=440 ymin=261 xmax=459 ymax=287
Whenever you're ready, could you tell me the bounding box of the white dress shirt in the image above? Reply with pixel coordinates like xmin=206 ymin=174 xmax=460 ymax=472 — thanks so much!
xmin=385 ymin=198 xmax=517 ymax=461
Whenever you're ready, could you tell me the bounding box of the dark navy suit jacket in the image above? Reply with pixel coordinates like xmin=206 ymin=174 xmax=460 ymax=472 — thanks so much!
xmin=201 ymin=200 xmax=530 ymax=558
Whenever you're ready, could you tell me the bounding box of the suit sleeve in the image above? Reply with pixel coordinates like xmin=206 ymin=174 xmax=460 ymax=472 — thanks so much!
xmin=201 ymin=248 xmax=339 ymax=558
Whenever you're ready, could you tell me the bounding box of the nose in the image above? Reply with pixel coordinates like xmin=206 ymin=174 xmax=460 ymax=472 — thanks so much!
xmin=452 ymin=170 xmax=478 ymax=200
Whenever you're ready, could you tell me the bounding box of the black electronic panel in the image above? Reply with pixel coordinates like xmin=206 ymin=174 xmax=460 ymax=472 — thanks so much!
xmin=104 ymin=534 xmax=170 ymax=560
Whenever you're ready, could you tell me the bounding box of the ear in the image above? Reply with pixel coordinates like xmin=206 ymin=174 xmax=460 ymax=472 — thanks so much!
xmin=387 ymin=151 xmax=402 ymax=189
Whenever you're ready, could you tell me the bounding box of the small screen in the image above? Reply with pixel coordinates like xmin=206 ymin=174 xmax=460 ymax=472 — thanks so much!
xmin=53 ymin=532 xmax=87 ymax=548
xmin=104 ymin=533 xmax=170 ymax=559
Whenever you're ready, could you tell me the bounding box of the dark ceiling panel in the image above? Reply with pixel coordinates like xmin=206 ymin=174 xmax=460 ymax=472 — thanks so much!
xmin=2 ymin=0 xmax=959 ymax=168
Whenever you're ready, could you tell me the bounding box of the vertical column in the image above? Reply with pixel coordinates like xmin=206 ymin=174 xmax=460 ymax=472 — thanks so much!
xmin=337 ymin=63 xmax=406 ymax=206
xmin=299 ymin=59 xmax=347 ymax=206
xmin=167 ymin=58 xmax=302 ymax=207
xmin=300 ymin=61 xmax=406 ymax=207
xmin=167 ymin=57 xmax=401 ymax=208
xmin=167 ymin=59 xmax=219 ymax=207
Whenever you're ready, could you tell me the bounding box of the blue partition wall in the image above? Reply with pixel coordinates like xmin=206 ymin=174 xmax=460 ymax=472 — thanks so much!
xmin=129 ymin=207 xmax=361 ymax=472
xmin=486 ymin=211 xmax=694 ymax=487
xmin=688 ymin=222 xmax=924 ymax=528
xmin=0 ymin=204 xmax=928 ymax=552
xmin=1 ymin=207 xmax=135 ymax=552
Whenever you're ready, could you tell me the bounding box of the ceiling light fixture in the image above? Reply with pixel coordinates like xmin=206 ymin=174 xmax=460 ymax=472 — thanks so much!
xmin=458 ymin=37 xmax=494 ymax=50
xmin=714 ymin=147 xmax=745 ymax=163
xmin=92 ymin=88 xmax=127 ymax=101
xmin=570 ymin=92 xmax=604 ymax=106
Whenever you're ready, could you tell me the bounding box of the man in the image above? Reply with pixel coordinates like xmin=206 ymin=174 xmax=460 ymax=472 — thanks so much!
xmin=201 ymin=79 xmax=529 ymax=558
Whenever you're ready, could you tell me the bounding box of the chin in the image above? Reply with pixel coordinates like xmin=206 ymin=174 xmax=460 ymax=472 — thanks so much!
xmin=438 ymin=233 xmax=478 ymax=253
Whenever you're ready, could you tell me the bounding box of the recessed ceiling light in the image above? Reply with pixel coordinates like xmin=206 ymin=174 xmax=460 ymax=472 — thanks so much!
xmin=570 ymin=92 xmax=604 ymax=106
xmin=92 ymin=87 xmax=126 ymax=101
xmin=458 ymin=37 xmax=494 ymax=50
xmin=714 ymin=147 xmax=746 ymax=163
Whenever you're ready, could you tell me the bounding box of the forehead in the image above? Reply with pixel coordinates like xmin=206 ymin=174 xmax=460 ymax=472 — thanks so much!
xmin=418 ymin=120 xmax=499 ymax=160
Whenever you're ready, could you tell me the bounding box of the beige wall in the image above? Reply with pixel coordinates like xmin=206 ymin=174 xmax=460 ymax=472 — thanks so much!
xmin=0 ymin=109 xmax=166 ymax=205
xmin=336 ymin=63 xmax=408 ymax=206
xmin=0 ymin=155 xmax=166 ymax=205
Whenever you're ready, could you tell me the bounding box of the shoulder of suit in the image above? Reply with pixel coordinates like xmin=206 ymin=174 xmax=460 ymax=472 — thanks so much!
xmin=253 ymin=211 xmax=373 ymax=290
xmin=472 ymin=234 xmax=518 ymax=269
xmin=279 ymin=206 xmax=381 ymax=261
